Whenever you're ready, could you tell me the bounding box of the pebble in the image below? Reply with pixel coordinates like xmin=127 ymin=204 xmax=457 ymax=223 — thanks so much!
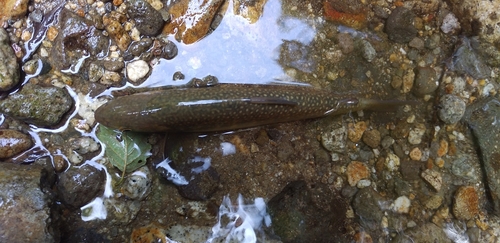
xmin=126 ymin=60 xmax=150 ymax=82
xmin=352 ymin=188 xmax=384 ymax=222
xmin=413 ymin=66 xmax=438 ymax=97
xmin=425 ymin=195 xmax=443 ymax=210
xmin=402 ymin=69 xmax=415 ymax=93
xmin=409 ymin=147 xmax=422 ymax=161
xmin=437 ymin=139 xmax=448 ymax=157
xmin=441 ymin=13 xmax=461 ymax=34
xmin=0 ymin=28 xmax=20 ymax=91
xmin=453 ymin=186 xmax=479 ymax=221
xmin=421 ymin=169 xmax=442 ymax=191
xmin=360 ymin=40 xmax=376 ymax=62
xmin=57 ymin=164 xmax=105 ymax=208
xmin=408 ymin=124 xmax=426 ymax=145
xmin=346 ymin=161 xmax=370 ymax=187
xmin=438 ymin=94 xmax=466 ymax=124
xmin=385 ymin=7 xmax=417 ymax=43
xmin=391 ymin=196 xmax=411 ymax=214
xmin=127 ymin=0 xmax=165 ymax=36
xmin=0 ymin=129 xmax=33 ymax=159
xmin=381 ymin=136 xmax=394 ymax=149
xmin=362 ymin=129 xmax=381 ymax=149
xmin=69 ymin=137 xmax=100 ymax=154
xmin=121 ymin=166 xmax=152 ymax=200
xmin=348 ymin=121 xmax=367 ymax=143
xmin=408 ymin=37 xmax=425 ymax=50
xmin=321 ymin=125 xmax=347 ymax=153
xmin=385 ymin=152 xmax=400 ymax=172
xmin=0 ymin=0 xmax=29 ymax=19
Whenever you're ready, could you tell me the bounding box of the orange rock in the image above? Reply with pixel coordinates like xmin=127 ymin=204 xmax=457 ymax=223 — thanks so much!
xmin=437 ymin=139 xmax=448 ymax=157
xmin=453 ymin=186 xmax=479 ymax=221
xmin=0 ymin=0 xmax=29 ymax=20
xmin=346 ymin=161 xmax=370 ymax=186
xmin=348 ymin=121 xmax=367 ymax=143
xmin=130 ymin=223 xmax=170 ymax=243
xmin=323 ymin=1 xmax=366 ymax=29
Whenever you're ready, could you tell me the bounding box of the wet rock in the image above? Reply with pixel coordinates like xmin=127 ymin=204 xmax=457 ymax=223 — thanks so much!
xmin=126 ymin=60 xmax=150 ymax=82
xmin=408 ymin=37 xmax=424 ymax=50
xmin=49 ymin=9 xmax=109 ymax=71
xmin=127 ymin=0 xmax=165 ymax=36
xmin=103 ymin=59 xmax=125 ymax=72
xmin=62 ymin=227 xmax=108 ymax=243
xmin=425 ymin=195 xmax=443 ymax=210
xmin=352 ymin=188 xmax=384 ymax=224
xmin=57 ymin=164 xmax=105 ymax=208
xmin=385 ymin=152 xmax=400 ymax=172
xmin=421 ymin=169 xmax=442 ymax=191
xmin=233 ymin=0 xmax=269 ymax=23
xmin=268 ymin=181 xmax=350 ymax=242
xmin=120 ymin=166 xmax=152 ymax=200
xmin=447 ymin=37 xmax=491 ymax=80
xmin=323 ymin=0 xmax=364 ymax=14
xmin=170 ymin=157 xmax=220 ymax=200
xmin=453 ymin=186 xmax=479 ymax=221
xmin=393 ymin=223 xmax=452 ymax=243
xmin=413 ymin=66 xmax=438 ymax=97
xmin=463 ymin=97 xmax=500 ymax=213
xmin=385 ymin=7 xmax=417 ymax=43
xmin=0 ymin=162 xmax=58 ymax=243
xmin=0 ymin=0 xmax=29 ymax=20
xmin=69 ymin=136 xmax=100 ymax=155
xmin=321 ymin=124 xmax=347 ymax=153
xmin=124 ymin=38 xmax=153 ymax=61
xmin=347 ymin=161 xmax=370 ymax=187
xmin=348 ymin=121 xmax=367 ymax=143
xmin=359 ymin=39 xmax=376 ymax=62
xmin=0 ymin=28 xmax=20 ymax=91
xmin=451 ymin=154 xmax=480 ymax=182
xmin=160 ymin=39 xmax=178 ymax=60
xmin=279 ymin=40 xmax=316 ymax=73
xmin=362 ymin=129 xmax=381 ymax=148
xmin=0 ymin=84 xmax=73 ymax=127
xmin=105 ymin=198 xmax=142 ymax=225
xmin=399 ymin=160 xmax=423 ymax=181
xmin=438 ymin=94 xmax=466 ymax=124
xmin=102 ymin=13 xmax=131 ymax=51
xmin=0 ymin=129 xmax=33 ymax=159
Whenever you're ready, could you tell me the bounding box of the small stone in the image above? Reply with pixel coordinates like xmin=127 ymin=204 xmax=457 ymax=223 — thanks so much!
xmin=385 ymin=152 xmax=400 ymax=172
xmin=126 ymin=60 xmax=150 ymax=82
xmin=408 ymin=124 xmax=426 ymax=145
xmin=425 ymin=195 xmax=443 ymax=210
xmin=353 ymin=231 xmax=373 ymax=243
xmin=362 ymin=129 xmax=381 ymax=149
xmin=409 ymin=147 xmax=422 ymax=161
xmin=120 ymin=166 xmax=152 ymax=200
xmin=360 ymin=40 xmax=376 ymax=62
xmin=356 ymin=179 xmax=371 ymax=188
xmin=409 ymin=37 xmax=425 ymax=50
xmin=385 ymin=7 xmax=417 ymax=43
xmin=391 ymin=196 xmax=411 ymax=214
xmin=127 ymin=0 xmax=165 ymax=36
xmin=438 ymin=94 xmax=466 ymax=124
xmin=402 ymin=69 xmax=415 ymax=93
xmin=413 ymin=66 xmax=438 ymax=97
xmin=69 ymin=137 xmax=100 ymax=155
xmin=435 ymin=157 xmax=445 ymax=168
xmin=441 ymin=13 xmax=461 ymax=34
xmin=348 ymin=121 xmax=367 ymax=143
xmin=0 ymin=129 xmax=33 ymax=159
xmin=0 ymin=0 xmax=29 ymax=19
xmin=381 ymin=136 xmax=394 ymax=149
xmin=453 ymin=186 xmax=479 ymax=221
xmin=321 ymin=125 xmax=347 ymax=153
xmin=346 ymin=161 xmax=370 ymax=187
xmin=437 ymin=139 xmax=448 ymax=157
xmin=421 ymin=169 xmax=442 ymax=191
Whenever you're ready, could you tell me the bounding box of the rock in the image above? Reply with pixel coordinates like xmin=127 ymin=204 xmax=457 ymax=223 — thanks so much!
xmin=352 ymin=188 xmax=384 ymax=224
xmin=321 ymin=124 xmax=347 ymax=153
xmin=120 ymin=166 xmax=152 ymax=200
xmin=279 ymin=40 xmax=316 ymax=73
xmin=362 ymin=129 xmax=381 ymax=148
xmin=421 ymin=169 xmax=442 ymax=191
xmin=127 ymin=0 xmax=165 ymax=36
xmin=385 ymin=7 xmax=417 ymax=43
xmin=453 ymin=186 xmax=479 ymax=221
xmin=408 ymin=123 xmax=426 ymax=145
xmin=391 ymin=196 xmax=411 ymax=214
xmin=57 ymin=164 xmax=105 ymax=208
xmin=385 ymin=152 xmax=400 ymax=172
xmin=399 ymin=160 xmax=423 ymax=181
xmin=393 ymin=223 xmax=452 ymax=243
xmin=0 ymin=129 xmax=33 ymax=159
xmin=124 ymin=38 xmax=153 ymax=61
xmin=102 ymin=13 xmax=131 ymax=51
xmin=0 ymin=162 xmax=58 ymax=242
xmin=413 ymin=66 xmax=438 ymax=97
xmin=167 ymin=157 xmax=220 ymax=200
xmin=409 ymin=147 xmax=422 ymax=161
xmin=441 ymin=12 xmax=461 ymax=34
xmin=359 ymin=39 xmax=376 ymax=62
xmin=425 ymin=195 xmax=443 ymax=210
xmin=408 ymin=37 xmax=425 ymax=50
xmin=438 ymin=94 xmax=466 ymax=124
xmin=348 ymin=121 xmax=367 ymax=143
xmin=346 ymin=161 xmax=370 ymax=187
xmin=463 ymin=97 xmax=500 ymax=212
xmin=126 ymin=60 xmax=150 ymax=82
xmin=447 ymin=37 xmax=491 ymax=80
xmin=69 ymin=136 xmax=100 ymax=155
xmin=0 ymin=84 xmax=73 ymax=127
xmin=268 ymin=181 xmax=350 ymax=242
xmin=0 ymin=28 xmax=20 ymax=91
xmin=0 ymin=0 xmax=29 ymax=20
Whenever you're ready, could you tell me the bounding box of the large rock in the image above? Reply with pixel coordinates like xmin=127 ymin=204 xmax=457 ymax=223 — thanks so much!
xmin=0 ymin=84 xmax=73 ymax=127
xmin=0 ymin=28 xmax=20 ymax=91
xmin=0 ymin=162 xmax=58 ymax=242
xmin=57 ymin=164 xmax=106 ymax=208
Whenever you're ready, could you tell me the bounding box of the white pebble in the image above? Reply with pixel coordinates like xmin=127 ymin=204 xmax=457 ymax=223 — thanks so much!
xmin=126 ymin=60 xmax=150 ymax=82
xmin=391 ymin=196 xmax=411 ymax=214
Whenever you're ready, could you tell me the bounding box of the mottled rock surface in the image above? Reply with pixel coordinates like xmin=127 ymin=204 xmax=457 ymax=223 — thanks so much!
xmin=0 ymin=162 xmax=58 ymax=243
xmin=385 ymin=7 xmax=417 ymax=43
xmin=0 ymin=28 xmax=19 ymax=91
xmin=57 ymin=164 xmax=105 ymax=208
xmin=127 ymin=0 xmax=165 ymax=36
xmin=0 ymin=129 xmax=33 ymax=159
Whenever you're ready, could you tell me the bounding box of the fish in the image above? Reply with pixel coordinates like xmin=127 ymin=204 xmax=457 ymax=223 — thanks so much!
xmin=94 ymin=83 xmax=413 ymax=132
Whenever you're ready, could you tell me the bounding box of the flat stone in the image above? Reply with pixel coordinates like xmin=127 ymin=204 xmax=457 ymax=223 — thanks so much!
xmin=0 ymin=162 xmax=58 ymax=242
xmin=421 ymin=169 xmax=442 ymax=191
xmin=453 ymin=186 xmax=479 ymax=221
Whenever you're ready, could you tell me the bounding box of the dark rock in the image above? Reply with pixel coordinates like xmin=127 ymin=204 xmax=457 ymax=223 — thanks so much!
xmin=124 ymin=38 xmax=153 ymax=61
xmin=172 ymin=157 xmax=220 ymax=200
xmin=57 ymin=164 xmax=105 ymax=208
xmin=127 ymin=0 xmax=165 ymax=36
xmin=362 ymin=129 xmax=381 ymax=148
xmin=399 ymin=159 xmax=423 ymax=181
xmin=62 ymin=227 xmax=109 ymax=243
xmin=0 ymin=84 xmax=73 ymax=127
xmin=447 ymin=37 xmax=491 ymax=79
xmin=413 ymin=66 xmax=438 ymax=97
xmin=385 ymin=7 xmax=417 ymax=43
xmin=0 ymin=129 xmax=33 ymax=159
xmin=49 ymin=8 xmax=109 ymax=71
xmin=0 ymin=28 xmax=20 ymax=92
xmin=161 ymin=40 xmax=178 ymax=60
xmin=463 ymin=97 xmax=500 ymax=213
xmin=352 ymin=188 xmax=384 ymax=224
xmin=0 ymin=163 xmax=58 ymax=242
xmin=268 ymin=181 xmax=350 ymax=242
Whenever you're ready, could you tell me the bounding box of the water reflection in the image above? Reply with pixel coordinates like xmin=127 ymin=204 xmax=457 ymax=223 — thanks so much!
xmin=144 ymin=0 xmax=316 ymax=87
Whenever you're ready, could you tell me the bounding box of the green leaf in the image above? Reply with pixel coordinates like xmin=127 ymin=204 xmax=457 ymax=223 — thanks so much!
xmin=97 ymin=125 xmax=152 ymax=174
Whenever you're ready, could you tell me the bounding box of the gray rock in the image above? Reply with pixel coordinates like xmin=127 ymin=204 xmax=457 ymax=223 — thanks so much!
xmin=0 ymin=129 xmax=33 ymax=159
xmin=120 ymin=166 xmax=152 ymax=200
xmin=413 ymin=66 xmax=438 ymax=97
xmin=359 ymin=39 xmax=377 ymax=62
xmin=438 ymin=94 xmax=466 ymax=124
xmin=0 ymin=28 xmax=20 ymax=91
xmin=127 ymin=0 xmax=165 ymax=36
xmin=385 ymin=7 xmax=417 ymax=43
xmin=57 ymin=164 xmax=105 ymax=208
xmin=352 ymin=188 xmax=384 ymax=223
xmin=463 ymin=97 xmax=500 ymax=213
xmin=409 ymin=37 xmax=425 ymax=50
xmin=0 ymin=84 xmax=73 ymax=127
xmin=392 ymin=223 xmax=452 ymax=243
xmin=447 ymin=37 xmax=491 ymax=80
xmin=0 ymin=162 xmax=58 ymax=242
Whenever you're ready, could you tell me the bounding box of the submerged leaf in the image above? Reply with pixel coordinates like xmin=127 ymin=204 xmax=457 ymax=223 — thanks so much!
xmin=97 ymin=125 xmax=151 ymax=174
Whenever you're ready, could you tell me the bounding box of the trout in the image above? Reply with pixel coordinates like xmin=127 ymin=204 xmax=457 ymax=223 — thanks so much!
xmin=95 ymin=84 xmax=412 ymax=132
